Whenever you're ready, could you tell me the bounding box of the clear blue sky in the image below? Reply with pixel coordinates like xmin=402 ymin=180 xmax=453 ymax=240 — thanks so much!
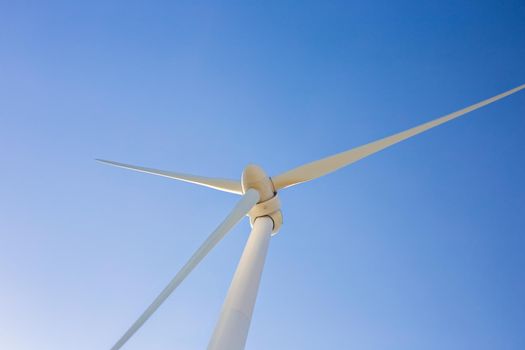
xmin=1 ymin=1 xmax=524 ymax=349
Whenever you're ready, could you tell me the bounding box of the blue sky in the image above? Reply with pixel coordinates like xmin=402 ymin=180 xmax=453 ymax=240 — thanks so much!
xmin=1 ymin=1 xmax=524 ymax=349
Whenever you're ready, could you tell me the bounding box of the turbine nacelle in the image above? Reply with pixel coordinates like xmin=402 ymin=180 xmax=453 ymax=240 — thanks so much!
xmin=241 ymin=164 xmax=274 ymax=199
xmin=242 ymin=164 xmax=282 ymax=233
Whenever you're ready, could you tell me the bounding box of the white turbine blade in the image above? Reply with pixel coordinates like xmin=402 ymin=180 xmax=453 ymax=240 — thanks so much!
xmin=109 ymin=188 xmax=260 ymax=350
xmin=96 ymin=159 xmax=243 ymax=195
xmin=272 ymin=84 xmax=525 ymax=190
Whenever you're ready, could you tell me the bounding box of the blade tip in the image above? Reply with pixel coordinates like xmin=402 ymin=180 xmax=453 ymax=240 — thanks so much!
xmin=95 ymin=159 xmax=115 ymax=166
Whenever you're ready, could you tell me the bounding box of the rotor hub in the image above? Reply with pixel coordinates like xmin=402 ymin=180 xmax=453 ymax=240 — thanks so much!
xmin=241 ymin=164 xmax=282 ymax=234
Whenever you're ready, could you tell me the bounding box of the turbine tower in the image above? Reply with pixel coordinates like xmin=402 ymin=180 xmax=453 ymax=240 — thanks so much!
xmin=98 ymin=84 xmax=524 ymax=350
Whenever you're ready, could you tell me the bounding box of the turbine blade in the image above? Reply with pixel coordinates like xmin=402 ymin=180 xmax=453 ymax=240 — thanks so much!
xmin=272 ymin=84 xmax=525 ymax=190
xmin=96 ymin=159 xmax=242 ymax=195
xmin=109 ymin=188 xmax=260 ymax=350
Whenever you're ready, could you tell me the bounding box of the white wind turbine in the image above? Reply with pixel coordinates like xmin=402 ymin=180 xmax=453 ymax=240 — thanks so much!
xmin=98 ymin=84 xmax=524 ymax=350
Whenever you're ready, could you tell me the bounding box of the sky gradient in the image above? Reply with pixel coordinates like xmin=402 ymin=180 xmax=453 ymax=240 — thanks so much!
xmin=1 ymin=1 xmax=525 ymax=349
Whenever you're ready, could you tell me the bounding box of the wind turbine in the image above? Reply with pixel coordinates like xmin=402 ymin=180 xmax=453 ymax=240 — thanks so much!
xmin=98 ymin=84 xmax=524 ymax=350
